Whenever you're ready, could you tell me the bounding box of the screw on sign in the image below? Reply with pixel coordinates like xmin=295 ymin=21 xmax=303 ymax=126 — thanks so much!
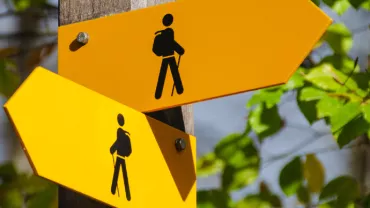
xmin=58 ymin=0 xmax=332 ymax=113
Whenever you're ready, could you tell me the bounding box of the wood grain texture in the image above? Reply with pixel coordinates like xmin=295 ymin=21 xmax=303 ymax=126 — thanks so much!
xmin=58 ymin=0 xmax=194 ymax=207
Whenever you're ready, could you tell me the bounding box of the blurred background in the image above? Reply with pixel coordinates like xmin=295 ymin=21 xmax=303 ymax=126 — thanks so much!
xmin=0 ymin=0 xmax=369 ymax=207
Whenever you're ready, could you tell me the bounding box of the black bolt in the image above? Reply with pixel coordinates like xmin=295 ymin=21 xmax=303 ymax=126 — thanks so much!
xmin=175 ymin=138 xmax=186 ymax=152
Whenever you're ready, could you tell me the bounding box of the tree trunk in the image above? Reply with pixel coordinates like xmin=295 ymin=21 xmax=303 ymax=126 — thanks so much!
xmin=58 ymin=0 xmax=194 ymax=207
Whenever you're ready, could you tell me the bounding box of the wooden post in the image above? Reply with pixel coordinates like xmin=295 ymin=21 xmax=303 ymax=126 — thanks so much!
xmin=58 ymin=0 xmax=194 ymax=207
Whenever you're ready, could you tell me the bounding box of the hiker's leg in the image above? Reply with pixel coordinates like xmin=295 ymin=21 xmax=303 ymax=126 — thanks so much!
xmin=121 ymin=159 xmax=131 ymax=201
xmin=155 ymin=59 xmax=169 ymax=99
xmin=111 ymin=157 xmax=121 ymax=194
xmin=169 ymin=57 xmax=184 ymax=94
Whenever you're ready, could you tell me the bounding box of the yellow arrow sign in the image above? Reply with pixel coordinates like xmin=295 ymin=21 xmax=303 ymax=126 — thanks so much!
xmin=3 ymin=67 xmax=196 ymax=208
xmin=58 ymin=0 xmax=332 ymax=113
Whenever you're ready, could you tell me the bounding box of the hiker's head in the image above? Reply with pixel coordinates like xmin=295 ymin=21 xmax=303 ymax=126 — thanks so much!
xmin=117 ymin=114 xmax=125 ymax=126
xmin=162 ymin=14 xmax=173 ymax=27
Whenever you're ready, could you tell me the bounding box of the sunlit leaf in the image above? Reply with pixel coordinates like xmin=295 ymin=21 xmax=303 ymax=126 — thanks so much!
xmin=283 ymin=69 xmax=305 ymax=90
xmin=197 ymin=152 xmax=224 ymax=177
xmin=249 ymin=104 xmax=282 ymax=141
xmin=319 ymin=176 xmax=360 ymax=207
xmin=247 ymin=89 xmax=284 ymax=109
xmin=299 ymin=87 xmax=327 ymax=101
xmin=330 ymin=101 xmax=361 ymax=133
xmin=297 ymin=184 xmax=310 ymax=204
xmin=304 ymin=154 xmax=325 ymax=193
xmin=279 ymin=157 xmax=303 ymax=196
xmin=329 ymin=0 xmax=351 ymax=15
xmin=361 ymin=103 xmax=370 ymax=123
xmin=320 ymin=54 xmax=361 ymax=74
xmin=305 ymin=64 xmax=343 ymax=91
xmin=316 ymin=95 xmax=344 ymax=119
xmin=334 ymin=115 xmax=369 ymax=148
xmin=197 ymin=189 xmax=231 ymax=208
xmin=322 ymin=23 xmax=353 ymax=55
xmin=235 ymin=194 xmax=271 ymax=208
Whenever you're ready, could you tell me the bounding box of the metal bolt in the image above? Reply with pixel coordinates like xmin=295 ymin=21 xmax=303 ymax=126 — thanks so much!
xmin=175 ymin=138 xmax=186 ymax=152
xmin=76 ymin=32 xmax=89 ymax=44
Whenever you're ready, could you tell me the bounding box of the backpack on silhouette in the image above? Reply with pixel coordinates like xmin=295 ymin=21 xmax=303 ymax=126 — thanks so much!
xmin=152 ymin=30 xmax=165 ymax=56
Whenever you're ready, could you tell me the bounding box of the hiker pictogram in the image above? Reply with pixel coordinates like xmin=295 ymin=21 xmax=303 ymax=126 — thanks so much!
xmin=110 ymin=113 xmax=132 ymax=201
xmin=152 ymin=13 xmax=185 ymax=99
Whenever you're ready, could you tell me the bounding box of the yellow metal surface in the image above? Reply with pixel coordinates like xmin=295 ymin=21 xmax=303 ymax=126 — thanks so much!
xmin=58 ymin=0 xmax=332 ymax=113
xmin=4 ymin=67 xmax=196 ymax=208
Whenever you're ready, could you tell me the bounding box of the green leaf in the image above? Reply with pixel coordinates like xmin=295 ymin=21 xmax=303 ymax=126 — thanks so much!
xmin=12 ymin=0 xmax=47 ymax=11
xmin=23 ymin=175 xmax=55 ymax=195
xmin=351 ymin=73 xmax=370 ymax=92
xmin=299 ymin=87 xmax=327 ymax=101
xmin=322 ymin=23 xmax=353 ymax=55
xmin=361 ymin=103 xmax=370 ymax=123
xmin=215 ymin=133 xmax=255 ymax=162
xmin=349 ymin=0 xmax=368 ymax=8
xmin=0 ymin=162 xmax=17 ymax=183
xmin=247 ymin=89 xmax=284 ymax=109
xmin=197 ymin=152 xmax=224 ymax=177
xmin=320 ymin=54 xmax=361 ymax=74
xmin=311 ymin=0 xmax=321 ymax=6
xmin=304 ymin=64 xmax=343 ymax=91
xmin=330 ymin=101 xmax=361 ymax=133
xmin=304 ymin=154 xmax=325 ymax=193
xmin=359 ymin=0 xmax=370 ymax=10
xmin=297 ymin=185 xmax=310 ymax=204
xmin=332 ymin=0 xmax=352 ymax=15
xmin=335 ymin=115 xmax=369 ymax=148
xmin=27 ymin=184 xmax=58 ymax=208
xmin=235 ymin=195 xmax=271 ymax=208
xmin=283 ymin=69 xmax=305 ymax=90
xmin=297 ymin=88 xmax=319 ymax=124
xmin=319 ymin=176 xmax=360 ymax=207
xmin=197 ymin=189 xmax=231 ymax=208
xmin=316 ymin=96 xmax=344 ymax=119
xmin=279 ymin=157 xmax=303 ymax=196
xmin=221 ymin=164 xmax=259 ymax=192
xmin=0 ymin=59 xmax=20 ymax=98
xmin=249 ymin=104 xmax=282 ymax=141
xmin=304 ymin=63 xmax=365 ymax=98
xmin=0 ymin=188 xmax=23 ymax=208
xmin=215 ymin=134 xmax=260 ymax=191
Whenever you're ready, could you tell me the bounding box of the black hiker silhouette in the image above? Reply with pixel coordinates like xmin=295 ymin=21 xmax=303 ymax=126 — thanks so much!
xmin=110 ymin=114 xmax=132 ymax=201
xmin=152 ymin=13 xmax=185 ymax=100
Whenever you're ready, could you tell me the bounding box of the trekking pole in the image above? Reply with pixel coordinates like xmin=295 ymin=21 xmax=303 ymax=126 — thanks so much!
xmin=171 ymin=55 xmax=182 ymax=96
xmin=111 ymin=154 xmax=120 ymax=197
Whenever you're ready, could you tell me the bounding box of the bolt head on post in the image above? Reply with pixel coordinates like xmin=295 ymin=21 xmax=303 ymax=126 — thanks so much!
xmin=76 ymin=32 xmax=89 ymax=44
xmin=175 ymin=138 xmax=186 ymax=152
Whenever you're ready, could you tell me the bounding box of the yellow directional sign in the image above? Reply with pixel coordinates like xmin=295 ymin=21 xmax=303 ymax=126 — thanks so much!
xmin=58 ymin=0 xmax=332 ymax=112
xmin=4 ymin=67 xmax=196 ymax=208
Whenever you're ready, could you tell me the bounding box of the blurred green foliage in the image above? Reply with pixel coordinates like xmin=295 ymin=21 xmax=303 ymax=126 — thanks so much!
xmin=0 ymin=0 xmax=369 ymax=207
xmin=197 ymin=0 xmax=370 ymax=207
